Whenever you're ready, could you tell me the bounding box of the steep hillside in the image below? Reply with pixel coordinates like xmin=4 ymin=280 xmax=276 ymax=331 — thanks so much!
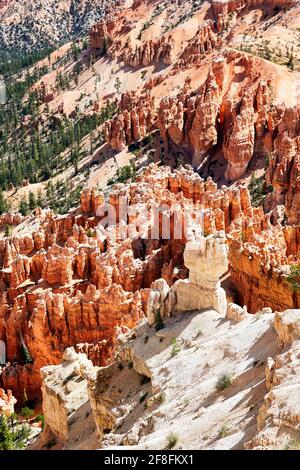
xmin=0 ymin=0 xmax=113 ymax=59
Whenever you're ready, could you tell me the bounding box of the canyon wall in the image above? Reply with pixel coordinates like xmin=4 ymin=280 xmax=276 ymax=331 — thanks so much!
xmin=1 ymin=164 xmax=299 ymax=401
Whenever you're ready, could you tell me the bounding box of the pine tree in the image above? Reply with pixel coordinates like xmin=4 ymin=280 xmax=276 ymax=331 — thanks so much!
xmin=20 ymin=331 xmax=33 ymax=364
xmin=37 ymin=189 xmax=44 ymax=208
xmin=0 ymin=415 xmax=15 ymax=450
xmin=29 ymin=191 xmax=37 ymax=211
xmin=0 ymin=189 xmax=7 ymax=214
xmin=19 ymin=199 xmax=28 ymax=216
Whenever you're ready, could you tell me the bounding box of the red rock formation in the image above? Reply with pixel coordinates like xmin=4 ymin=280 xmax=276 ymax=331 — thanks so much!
xmin=266 ymin=108 xmax=300 ymax=224
xmin=223 ymin=91 xmax=255 ymax=180
xmin=1 ymin=163 xmax=300 ymax=400
xmin=120 ymin=36 xmax=174 ymax=67
xmin=180 ymin=21 xmax=223 ymax=66
xmin=89 ymin=17 xmax=116 ymax=54
xmin=211 ymin=0 xmax=296 ymax=31
xmin=104 ymin=91 xmax=155 ymax=150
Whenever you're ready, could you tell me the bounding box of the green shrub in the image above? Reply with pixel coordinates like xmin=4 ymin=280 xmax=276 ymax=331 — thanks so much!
xmin=158 ymin=392 xmax=166 ymax=404
xmin=35 ymin=414 xmax=45 ymax=429
xmin=219 ymin=423 xmax=230 ymax=439
xmin=155 ymin=310 xmax=165 ymax=331
xmin=0 ymin=415 xmax=29 ymax=450
xmin=216 ymin=373 xmax=234 ymax=391
xmin=286 ymin=265 xmax=300 ymax=291
xmin=171 ymin=338 xmax=181 ymax=357
xmin=248 ymin=175 xmax=267 ymax=207
xmin=20 ymin=406 xmax=34 ymax=420
xmin=166 ymin=432 xmax=179 ymax=449
xmin=4 ymin=224 xmax=13 ymax=237
xmin=86 ymin=228 xmax=96 ymax=238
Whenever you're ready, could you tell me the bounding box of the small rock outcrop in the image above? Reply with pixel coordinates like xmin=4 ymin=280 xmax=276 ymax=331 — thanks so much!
xmin=41 ymin=348 xmax=94 ymax=443
xmin=0 ymin=389 xmax=16 ymax=417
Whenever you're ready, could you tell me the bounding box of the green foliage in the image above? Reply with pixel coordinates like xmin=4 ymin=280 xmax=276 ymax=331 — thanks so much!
xmin=166 ymin=432 xmax=179 ymax=449
xmin=28 ymin=191 xmax=37 ymax=211
xmin=0 ymin=93 xmax=118 ymax=191
xmin=20 ymin=406 xmax=34 ymax=420
xmin=216 ymin=373 xmax=234 ymax=391
xmin=286 ymin=265 xmax=300 ymax=291
xmin=114 ymin=77 xmax=122 ymax=94
xmin=219 ymin=423 xmax=230 ymax=439
xmin=20 ymin=337 xmax=33 ymax=364
xmin=117 ymin=164 xmax=136 ymax=183
xmin=19 ymin=199 xmax=29 ymax=216
xmin=35 ymin=414 xmax=45 ymax=430
xmin=4 ymin=224 xmax=13 ymax=237
xmin=248 ymin=175 xmax=267 ymax=207
xmin=171 ymin=338 xmax=181 ymax=357
xmin=0 ymin=190 xmax=8 ymax=214
xmin=0 ymin=47 xmax=54 ymax=77
xmin=0 ymin=414 xmax=30 ymax=450
xmin=0 ymin=415 xmax=15 ymax=450
xmin=155 ymin=310 xmax=165 ymax=331
xmin=86 ymin=228 xmax=96 ymax=238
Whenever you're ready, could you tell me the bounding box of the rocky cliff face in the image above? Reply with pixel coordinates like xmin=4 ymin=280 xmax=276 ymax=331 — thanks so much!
xmin=1 ymin=164 xmax=300 ymax=401
xmin=104 ymin=49 xmax=297 ymax=188
xmin=36 ymin=283 xmax=300 ymax=450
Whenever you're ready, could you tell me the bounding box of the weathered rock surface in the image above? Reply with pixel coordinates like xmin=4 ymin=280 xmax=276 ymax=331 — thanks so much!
xmin=37 ymin=298 xmax=300 ymax=450
xmin=0 ymin=388 xmax=16 ymax=416
xmin=40 ymin=347 xmax=94 ymax=443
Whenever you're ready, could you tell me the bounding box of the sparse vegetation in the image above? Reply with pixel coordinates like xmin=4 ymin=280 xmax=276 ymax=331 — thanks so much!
xmin=219 ymin=423 xmax=230 ymax=439
xmin=4 ymin=224 xmax=13 ymax=237
xmin=166 ymin=432 xmax=179 ymax=449
xmin=286 ymin=265 xmax=300 ymax=291
xmin=155 ymin=310 xmax=165 ymax=331
xmin=86 ymin=228 xmax=96 ymax=238
xmin=0 ymin=414 xmax=30 ymax=450
xmin=34 ymin=414 xmax=45 ymax=430
xmin=20 ymin=335 xmax=33 ymax=365
xmin=171 ymin=337 xmax=181 ymax=357
xmin=248 ymin=175 xmax=267 ymax=207
xmin=216 ymin=373 xmax=235 ymax=391
xmin=20 ymin=406 xmax=34 ymax=420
